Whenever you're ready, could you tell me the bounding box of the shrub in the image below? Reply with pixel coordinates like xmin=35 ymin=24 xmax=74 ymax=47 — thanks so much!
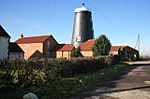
xmin=71 ymin=47 xmax=83 ymax=58
xmin=0 ymin=55 xmax=119 ymax=88
xmin=112 ymin=55 xmax=121 ymax=64
xmin=92 ymin=34 xmax=111 ymax=56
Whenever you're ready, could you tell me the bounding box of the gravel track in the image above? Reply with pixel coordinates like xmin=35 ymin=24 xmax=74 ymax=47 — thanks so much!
xmin=72 ymin=61 xmax=150 ymax=99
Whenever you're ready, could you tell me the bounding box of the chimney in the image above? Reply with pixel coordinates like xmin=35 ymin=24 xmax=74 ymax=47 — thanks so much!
xmin=20 ymin=34 xmax=24 ymax=38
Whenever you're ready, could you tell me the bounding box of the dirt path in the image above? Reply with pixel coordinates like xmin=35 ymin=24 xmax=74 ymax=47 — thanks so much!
xmin=72 ymin=61 xmax=150 ymax=99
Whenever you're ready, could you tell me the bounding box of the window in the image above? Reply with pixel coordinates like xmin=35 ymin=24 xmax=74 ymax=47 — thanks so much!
xmin=76 ymin=36 xmax=81 ymax=41
xmin=47 ymin=52 xmax=50 ymax=58
xmin=47 ymin=41 xmax=51 ymax=48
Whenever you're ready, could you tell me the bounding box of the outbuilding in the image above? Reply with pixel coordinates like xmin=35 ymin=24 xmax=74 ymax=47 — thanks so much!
xmin=0 ymin=25 xmax=10 ymax=60
xmin=9 ymin=42 xmax=24 ymax=59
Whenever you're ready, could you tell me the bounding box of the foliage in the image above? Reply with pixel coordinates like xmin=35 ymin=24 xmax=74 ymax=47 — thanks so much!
xmin=112 ymin=55 xmax=121 ymax=64
xmin=0 ymin=55 xmax=119 ymax=89
xmin=0 ymin=63 xmax=129 ymax=99
xmin=71 ymin=47 xmax=83 ymax=58
xmin=92 ymin=34 xmax=111 ymax=56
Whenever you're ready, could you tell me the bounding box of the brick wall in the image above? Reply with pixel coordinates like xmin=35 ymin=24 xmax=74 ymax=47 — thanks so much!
xmin=17 ymin=36 xmax=58 ymax=59
xmin=43 ymin=37 xmax=58 ymax=58
xmin=56 ymin=51 xmax=72 ymax=59
xmin=81 ymin=51 xmax=93 ymax=57
xmin=18 ymin=43 xmax=43 ymax=59
xmin=55 ymin=51 xmax=93 ymax=59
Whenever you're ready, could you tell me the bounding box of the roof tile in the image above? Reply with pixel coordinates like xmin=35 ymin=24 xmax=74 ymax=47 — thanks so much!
xmin=16 ymin=35 xmax=51 ymax=43
xmin=110 ymin=46 xmax=128 ymax=51
xmin=54 ymin=44 xmax=73 ymax=51
xmin=79 ymin=39 xmax=95 ymax=51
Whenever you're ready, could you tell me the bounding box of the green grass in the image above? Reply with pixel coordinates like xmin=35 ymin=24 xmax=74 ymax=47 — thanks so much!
xmin=0 ymin=63 xmax=129 ymax=99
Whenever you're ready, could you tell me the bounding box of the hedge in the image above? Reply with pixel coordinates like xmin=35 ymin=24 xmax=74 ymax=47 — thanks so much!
xmin=0 ymin=55 xmax=120 ymax=88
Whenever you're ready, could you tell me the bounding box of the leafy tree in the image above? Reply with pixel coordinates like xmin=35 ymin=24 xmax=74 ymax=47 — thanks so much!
xmin=71 ymin=47 xmax=83 ymax=58
xmin=92 ymin=34 xmax=111 ymax=56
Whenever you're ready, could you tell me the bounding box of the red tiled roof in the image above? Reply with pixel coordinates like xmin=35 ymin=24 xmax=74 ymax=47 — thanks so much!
xmin=16 ymin=35 xmax=51 ymax=43
xmin=79 ymin=39 xmax=95 ymax=51
xmin=79 ymin=40 xmax=131 ymax=52
xmin=110 ymin=46 xmax=128 ymax=51
xmin=111 ymin=46 xmax=139 ymax=52
xmin=54 ymin=44 xmax=73 ymax=51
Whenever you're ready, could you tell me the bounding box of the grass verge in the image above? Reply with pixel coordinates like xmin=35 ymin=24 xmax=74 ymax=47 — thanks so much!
xmin=0 ymin=63 xmax=129 ymax=99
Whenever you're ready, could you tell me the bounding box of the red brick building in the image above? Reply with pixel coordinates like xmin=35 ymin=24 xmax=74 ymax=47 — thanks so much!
xmin=110 ymin=46 xmax=139 ymax=60
xmin=16 ymin=35 xmax=139 ymax=60
xmin=16 ymin=35 xmax=58 ymax=59
xmin=79 ymin=39 xmax=95 ymax=57
xmin=78 ymin=39 xmax=139 ymax=60
xmin=51 ymin=44 xmax=73 ymax=59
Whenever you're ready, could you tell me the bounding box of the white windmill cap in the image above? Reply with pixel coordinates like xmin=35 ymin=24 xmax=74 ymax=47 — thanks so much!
xmin=74 ymin=3 xmax=91 ymax=13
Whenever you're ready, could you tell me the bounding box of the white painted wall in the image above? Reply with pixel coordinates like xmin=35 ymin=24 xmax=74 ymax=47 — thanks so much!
xmin=0 ymin=37 xmax=9 ymax=60
xmin=9 ymin=52 xmax=24 ymax=60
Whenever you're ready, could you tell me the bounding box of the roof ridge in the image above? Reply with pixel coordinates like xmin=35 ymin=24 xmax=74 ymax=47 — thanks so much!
xmin=53 ymin=43 xmax=73 ymax=51
xmin=16 ymin=35 xmax=53 ymax=43
xmin=21 ymin=35 xmax=51 ymax=38
xmin=112 ymin=45 xmax=128 ymax=47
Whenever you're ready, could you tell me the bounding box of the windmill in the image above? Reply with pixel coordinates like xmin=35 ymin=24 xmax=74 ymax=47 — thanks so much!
xmin=71 ymin=3 xmax=94 ymax=48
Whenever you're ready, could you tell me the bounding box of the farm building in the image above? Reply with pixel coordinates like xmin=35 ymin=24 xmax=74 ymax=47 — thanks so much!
xmin=16 ymin=35 xmax=58 ymax=59
xmin=0 ymin=25 xmax=10 ymax=60
xmin=9 ymin=42 xmax=24 ymax=59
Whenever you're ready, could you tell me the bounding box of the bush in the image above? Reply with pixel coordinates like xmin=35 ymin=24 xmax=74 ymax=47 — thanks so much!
xmin=71 ymin=47 xmax=83 ymax=58
xmin=92 ymin=34 xmax=111 ymax=56
xmin=0 ymin=55 xmax=119 ymax=88
xmin=111 ymin=55 xmax=121 ymax=65
xmin=0 ymin=63 xmax=129 ymax=99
